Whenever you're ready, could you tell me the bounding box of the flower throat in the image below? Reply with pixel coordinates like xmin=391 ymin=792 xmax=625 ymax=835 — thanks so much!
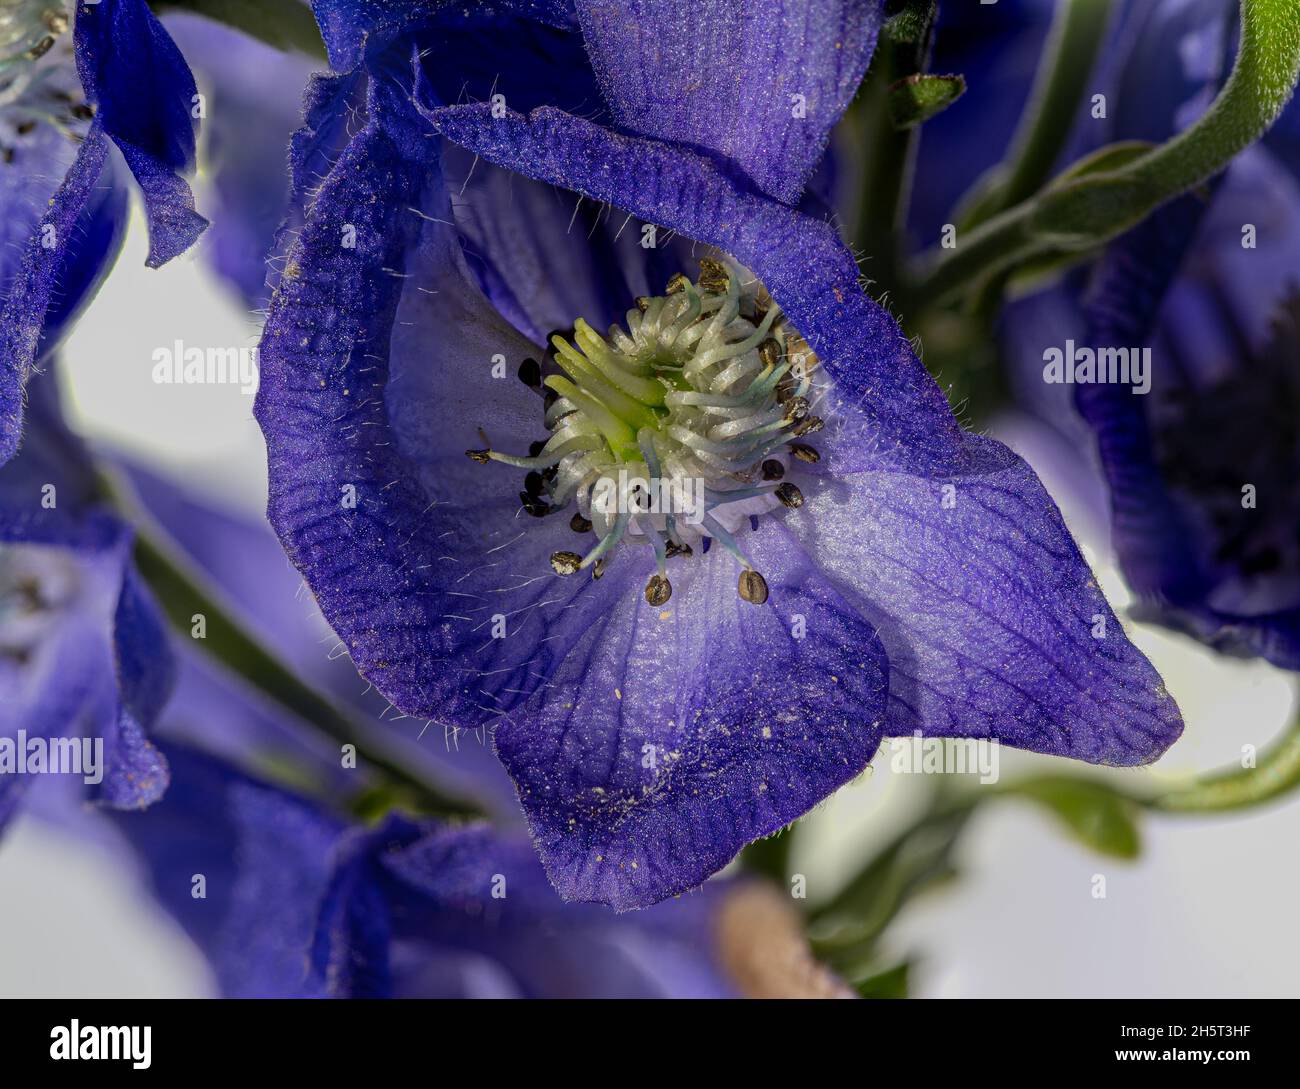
xmin=468 ymin=259 xmax=825 ymax=607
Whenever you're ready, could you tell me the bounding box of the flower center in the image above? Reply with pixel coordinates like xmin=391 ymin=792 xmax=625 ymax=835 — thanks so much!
xmin=0 ymin=543 xmax=79 ymax=665
xmin=0 ymin=1 xmax=88 ymax=155
xmin=467 ymin=259 xmax=825 ymax=606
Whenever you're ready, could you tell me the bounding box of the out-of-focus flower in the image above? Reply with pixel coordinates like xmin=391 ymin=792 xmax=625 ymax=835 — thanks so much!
xmin=104 ymin=740 xmax=846 ymax=998
xmin=252 ymin=0 xmax=1181 ymax=911
xmin=997 ymin=0 xmax=1300 ymax=667
xmin=0 ymin=0 xmax=208 ymax=464
xmin=0 ymin=369 xmax=172 ymax=828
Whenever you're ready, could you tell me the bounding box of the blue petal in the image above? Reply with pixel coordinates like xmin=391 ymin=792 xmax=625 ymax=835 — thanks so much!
xmin=309 ymin=0 xmax=578 ymax=72
xmin=108 ymin=744 xmax=341 ymax=997
xmin=791 ymin=433 xmax=1183 ymax=764
xmin=427 ymin=102 xmax=965 ymax=474
xmin=0 ymin=127 xmax=117 ymax=464
xmin=74 ymin=0 xmax=208 ymax=267
xmin=575 ymin=0 xmax=881 ymax=204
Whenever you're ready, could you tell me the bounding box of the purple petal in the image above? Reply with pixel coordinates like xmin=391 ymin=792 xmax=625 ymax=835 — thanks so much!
xmin=427 ymin=102 xmax=964 ymax=474
xmin=792 ymin=433 xmax=1183 ymax=765
xmin=75 ymin=0 xmax=208 ymax=266
xmin=575 ymin=0 xmax=881 ymax=203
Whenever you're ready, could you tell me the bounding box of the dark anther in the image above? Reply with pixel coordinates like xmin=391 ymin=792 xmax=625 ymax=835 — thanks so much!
xmin=776 ymin=483 xmax=804 ymax=509
xmin=759 ymin=339 xmax=782 ymax=369
xmin=793 ymin=416 xmax=824 ymax=436
xmin=528 ymin=439 xmax=547 ymax=457
xmin=550 ymin=551 xmax=583 ymax=575
xmin=738 ymin=569 xmax=769 ymax=605
xmin=15 ymin=121 xmax=36 ymax=137
xmin=698 ymin=258 xmax=729 ymax=294
xmin=636 ymin=296 xmax=652 ymax=312
xmin=761 ymin=459 xmax=785 ymax=481
xmin=645 ymin=574 xmax=672 ymax=606
xmin=666 ymin=540 xmax=693 ymax=559
xmin=520 ymin=492 xmax=550 ymax=517
xmin=791 ymin=443 xmax=820 ymax=464
xmin=591 ymin=558 xmax=607 ymax=580
xmin=784 ymin=397 xmax=810 ymax=422
xmin=665 ymin=273 xmax=689 ymax=295
xmin=70 ymin=103 xmax=95 ymax=121
xmin=523 ymin=471 xmax=545 ymax=497
xmin=25 ymin=36 xmax=56 ymax=61
xmin=517 ymin=357 xmax=542 ymax=387
xmin=465 ymin=449 xmax=492 ymax=463
xmin=570 ymin=512 xmax=593 ymax=533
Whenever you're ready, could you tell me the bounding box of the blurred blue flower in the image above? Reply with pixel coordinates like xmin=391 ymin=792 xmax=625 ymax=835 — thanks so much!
xmin=0 ymin=369 xmax=172 ymax=828
xmin=0 ymin=0 xmax=208 ymax=464
xmin=107 ymin=740 xmax=841 ymax=997
xmin=995 ymin=0 xmax=1300 ymax=667
xmin=252 ymin=0 xmax=1182 ymax=910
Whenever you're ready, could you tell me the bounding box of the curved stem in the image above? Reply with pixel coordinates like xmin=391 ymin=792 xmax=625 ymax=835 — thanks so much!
xmin=966 ymin=0 xmax=1116 ymax=227
xmin=1147 ymin=713 xmax=1300 ymax=813
xmin=914 ymin=0 xmax=1300 ymax=304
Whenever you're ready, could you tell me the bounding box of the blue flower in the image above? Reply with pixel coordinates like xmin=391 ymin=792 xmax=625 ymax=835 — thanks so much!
xmin=253 ymin=0 xmax=1182 ymax=910
xmin=0 ymin=368 xmax=172 ymax=828
xmin=997 ymin=0 xmax=1300 ymax=667
xmin=108 ymin=739 xmax=838 ymax=997
xmin=0 ymin=0 xmax=208 ymax=464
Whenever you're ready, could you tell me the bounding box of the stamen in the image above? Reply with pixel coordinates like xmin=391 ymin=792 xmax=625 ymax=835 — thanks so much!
xmin=474 ymin=258 xmax=825 ymax=607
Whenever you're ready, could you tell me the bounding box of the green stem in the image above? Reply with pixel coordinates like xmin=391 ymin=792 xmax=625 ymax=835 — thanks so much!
xmin=99 ymin=472 xmax=477 ymax=817
xmin=1147 ymin=714 xmax=1300 ymax=813
xmin=965 ymin=0 xmax=1116 ymax=228
xmin=853 ymin=0 xmax=937 ymax=303
xmin=149 ymin=0 xmax=328 ymax=62
xmin=914 ymin=0 xmax=1300 ymax=304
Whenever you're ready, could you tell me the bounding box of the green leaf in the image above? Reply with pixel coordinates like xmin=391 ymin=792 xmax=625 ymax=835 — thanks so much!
xmin=852 ymin=960 xmax=912 ymax=999
xmin=889 ymin=74 xmax=966 ymax=130
xmin=150 ymin=0 xmax=327 ymax=62
xmin=1004 ymin=776 xmax=1142 ymax=859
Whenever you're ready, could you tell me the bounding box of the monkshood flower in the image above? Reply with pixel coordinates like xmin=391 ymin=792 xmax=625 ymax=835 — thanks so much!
xmin=108 ymin=742 xmax=846 ymax=998
xmin=996 ymin=0 xmax=1300 ymax=667
xmin=0 ymin=0 xmax=207 ymax=464
xmin=255 ymin=0 xmax=1182 ymax=910
xmin=0 ymin=368 xmax=171 ymax=829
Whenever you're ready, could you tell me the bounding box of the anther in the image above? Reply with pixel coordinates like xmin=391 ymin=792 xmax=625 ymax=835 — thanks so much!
xmin=520 ymin=493 xmax=550 ymax=517
xmin=775 ymin=483 xmax=804 ymax=509
xmin=645 ymin=574 xmax=672 ymax=606
xmin=784 ymin=397 xmax=810 ymax=422
xmin=550 ymin=551 xmax=583 ymax=575
xmin=591 ymin=557 xmax=607 ymax=580
xmin=570 ymin=512 xmax=592 ymax=533
xmin=793 ymin=416 xmax=824 ymax=436
xmin=465 ymin=449 xmax=491 ymax=464
xmin=738 ymin=569 xmax=769 ymax=605
xmin=636 ymin=296 xmax=652 ymax=312
xmin=665 ymin=274 xmax=688 ymax=295
xmin=524 ymin=471 xmax=544 ymax=497
xmin=518 ymin=357 xmax=542 ymax=387
xmin=761 ymin=459 xmax=785 ymax=481
xmin=666 ymin=540 xmax=693 ymax=559
xmin=697 ymin=258 xmax=729 ymax=294
xmin=759 ymin=339 xmax=781 ymax=369
xmin=791 ymin=443 xmax=820 ymax=463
